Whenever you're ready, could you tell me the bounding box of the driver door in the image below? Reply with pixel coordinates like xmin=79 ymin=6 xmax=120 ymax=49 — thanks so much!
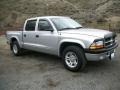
xmin=35 ymin=19 xmax=59 ymax=55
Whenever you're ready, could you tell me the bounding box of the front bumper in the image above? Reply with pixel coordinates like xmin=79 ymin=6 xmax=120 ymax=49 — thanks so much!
xmin=85 ymin=43 xmax=118 ymax=61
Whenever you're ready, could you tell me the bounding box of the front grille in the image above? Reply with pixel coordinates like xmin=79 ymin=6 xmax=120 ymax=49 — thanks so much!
xmin=104 ymin=33 xmax=116 ymax=48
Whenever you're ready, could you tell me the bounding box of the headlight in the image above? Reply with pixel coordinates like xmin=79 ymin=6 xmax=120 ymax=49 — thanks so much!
xmin=90 ymin=40 xmax=104 ymax=50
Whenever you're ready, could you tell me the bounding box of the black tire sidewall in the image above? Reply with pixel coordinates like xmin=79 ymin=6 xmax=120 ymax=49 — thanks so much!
xmin=62 ymin=46 xmax=87 ymax=72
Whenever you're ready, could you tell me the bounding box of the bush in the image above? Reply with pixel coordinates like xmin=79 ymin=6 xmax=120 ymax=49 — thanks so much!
xmin=114 ymin=21 xmax=120 ymax=32
xmin=97 ymin=17 xmax=107 ymax=24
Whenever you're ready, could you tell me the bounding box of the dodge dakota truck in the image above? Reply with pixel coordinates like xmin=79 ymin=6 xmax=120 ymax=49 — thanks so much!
xmin=6 ymin=16 xmax=118 ymax=71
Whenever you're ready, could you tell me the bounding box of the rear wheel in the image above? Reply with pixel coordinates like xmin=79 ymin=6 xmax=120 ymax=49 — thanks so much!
xmin=11 ymin=41 xmax=23 ymax=56
xmin=62 ymin=46 xmax=87 ymax=72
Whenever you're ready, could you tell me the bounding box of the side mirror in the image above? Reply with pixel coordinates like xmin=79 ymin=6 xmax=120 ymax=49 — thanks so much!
xmin=48 ymin=29 xmax=54 ymax=32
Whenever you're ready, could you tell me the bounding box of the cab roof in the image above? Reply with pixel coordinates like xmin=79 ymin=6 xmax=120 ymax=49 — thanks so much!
xmin=27 ymin=16 xmax=69 ymax=20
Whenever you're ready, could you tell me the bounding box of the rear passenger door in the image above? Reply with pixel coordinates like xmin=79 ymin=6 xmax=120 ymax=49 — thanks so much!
xmin=23 ymin=19 xmax=37 ymax=50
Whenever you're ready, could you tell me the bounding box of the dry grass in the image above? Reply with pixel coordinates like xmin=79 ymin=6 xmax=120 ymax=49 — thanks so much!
xmin=0 ymin=0 xmax=120 ymax=31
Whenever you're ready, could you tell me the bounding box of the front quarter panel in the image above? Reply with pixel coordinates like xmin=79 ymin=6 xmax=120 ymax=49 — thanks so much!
xmin=58 ymin=32 xmax=102 ymax=56
xmin=59 ymin=39 xmax=86 ymax=49
xmin=59 ymin=32 xmax=98 ymax=48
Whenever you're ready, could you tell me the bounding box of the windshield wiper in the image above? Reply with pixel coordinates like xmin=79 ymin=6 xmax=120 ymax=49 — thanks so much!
xmin=60 ymin=27 xmax=75 ymax=31
xmin=75 ymin=27 xmax=83 ymax=29
xmin=59 ymin=27 xmax=83 ymax=31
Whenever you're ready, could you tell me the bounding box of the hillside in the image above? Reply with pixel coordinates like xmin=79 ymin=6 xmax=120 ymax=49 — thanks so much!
xmin=0 ymin=0 xmax=120 ymax=32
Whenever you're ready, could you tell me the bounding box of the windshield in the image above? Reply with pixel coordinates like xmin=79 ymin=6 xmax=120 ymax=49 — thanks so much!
xmin=51 ymin=17 xmax=82 ymax=31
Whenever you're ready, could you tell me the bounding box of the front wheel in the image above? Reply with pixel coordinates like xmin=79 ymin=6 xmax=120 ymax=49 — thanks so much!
xmin=62 ymin=46 xmax=87 ymax=72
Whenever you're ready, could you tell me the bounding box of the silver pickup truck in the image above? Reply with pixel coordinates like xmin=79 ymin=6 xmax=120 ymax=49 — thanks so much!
xmin=6 ymin=16 xmax=118 ymax=71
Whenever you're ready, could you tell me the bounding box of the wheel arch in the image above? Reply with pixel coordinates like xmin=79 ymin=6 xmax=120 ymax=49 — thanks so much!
xmin=10 ymin=37 xmax=20 ymax=50
xmin=59 ymin=40 xmax=86 ymax=57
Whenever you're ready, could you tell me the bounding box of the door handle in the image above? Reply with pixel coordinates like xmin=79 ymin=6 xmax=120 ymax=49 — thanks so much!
xmin=36 ymin=35 xmax=39 ymax=38
xmin=24 ymin=34 xmax=26 ymax=37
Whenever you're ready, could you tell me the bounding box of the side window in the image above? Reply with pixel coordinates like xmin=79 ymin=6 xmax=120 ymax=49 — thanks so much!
xmin=25 ymin=20 xmax=37 ymax=31
xmin=38 ymin=20 xmax=53 ymax=31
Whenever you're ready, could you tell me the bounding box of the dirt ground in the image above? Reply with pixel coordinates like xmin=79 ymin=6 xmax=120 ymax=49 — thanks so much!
xmin=0 ymin=35 xmax=120 ymax=90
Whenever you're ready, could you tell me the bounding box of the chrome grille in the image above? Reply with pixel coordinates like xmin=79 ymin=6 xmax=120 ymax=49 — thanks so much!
xmin=104 ymin=34 xmax=116 ymax=48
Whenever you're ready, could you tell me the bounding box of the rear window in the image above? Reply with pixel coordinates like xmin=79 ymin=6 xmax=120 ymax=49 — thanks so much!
xmin=25 ymin=20 xmax=37 ymax=31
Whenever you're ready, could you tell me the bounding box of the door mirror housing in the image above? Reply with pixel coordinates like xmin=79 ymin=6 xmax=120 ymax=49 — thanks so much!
xmin=47 ymin=29 xmax=54 ymax=32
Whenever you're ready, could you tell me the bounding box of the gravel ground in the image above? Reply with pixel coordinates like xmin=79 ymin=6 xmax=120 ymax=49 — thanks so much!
xmin=0 ymin=35 xmax=120 ymax=90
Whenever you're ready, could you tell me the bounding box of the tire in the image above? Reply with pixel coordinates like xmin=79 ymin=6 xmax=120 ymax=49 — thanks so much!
xmin=62 ymin=46 xmax=87 ymax=72
xmin=11 ymin=41 xmax=23 ymax=56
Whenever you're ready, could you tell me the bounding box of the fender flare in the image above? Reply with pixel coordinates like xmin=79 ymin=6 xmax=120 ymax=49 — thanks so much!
xmin=10 ymin=36 xmax=22 ymax=47
xmin=58 ymin=39 xmax=86 ymax=56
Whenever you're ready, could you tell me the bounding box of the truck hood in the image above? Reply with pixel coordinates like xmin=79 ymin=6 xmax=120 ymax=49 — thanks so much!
xmin=59 ymin=28 xmax=112 ymax=38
